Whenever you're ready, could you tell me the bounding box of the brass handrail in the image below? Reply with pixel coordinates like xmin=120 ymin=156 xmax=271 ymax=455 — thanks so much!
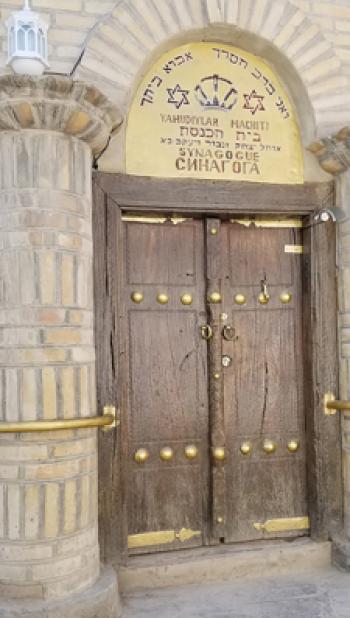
xmin=324 ymin=393 xmax=350 ymax=416
xmin=0 ymin=406 xmax=117 ymax=433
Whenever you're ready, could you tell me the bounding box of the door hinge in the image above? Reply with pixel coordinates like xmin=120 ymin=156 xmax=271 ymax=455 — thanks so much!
xmin=253 ymin=516 xmax=309 ymax=533
xmin=128 ymin=528 xmax=201 ymax=549
xmin=122 ymin=214 xmax=190 ymax=225
xmin=230 ymin=218 xmax=303 ymax=229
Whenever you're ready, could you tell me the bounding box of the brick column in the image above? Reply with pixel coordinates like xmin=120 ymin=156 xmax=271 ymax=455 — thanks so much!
xmin=0 ymin=76 xmax=121 ymax=617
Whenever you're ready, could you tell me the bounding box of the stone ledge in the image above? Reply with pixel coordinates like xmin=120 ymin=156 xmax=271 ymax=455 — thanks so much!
xmin=120 ymin=539 xmax=331 ymax=592
xmin=0 ymin=75 xmax=122 ymax=154
xmin=0 ymin=567 xmax=120 ymax=618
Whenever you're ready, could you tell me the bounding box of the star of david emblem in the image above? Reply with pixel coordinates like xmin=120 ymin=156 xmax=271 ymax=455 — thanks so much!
xmin=167 ymin=84 xmax=190 ymax=109
xmin=243 ymin=90 xmax=265 ymax=115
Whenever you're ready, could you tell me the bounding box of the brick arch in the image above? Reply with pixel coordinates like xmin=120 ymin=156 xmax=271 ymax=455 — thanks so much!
xmin=75 ymin=0 xmax=343 ymax=139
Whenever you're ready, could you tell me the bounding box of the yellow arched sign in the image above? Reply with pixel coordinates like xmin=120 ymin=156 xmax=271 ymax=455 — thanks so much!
xmin=126 ymin=43 xmax=303 ymax=184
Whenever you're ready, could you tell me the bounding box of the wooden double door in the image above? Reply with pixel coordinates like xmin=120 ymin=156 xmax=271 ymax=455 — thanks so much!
xmin=122 ymin=215 xmax=308 ymax=554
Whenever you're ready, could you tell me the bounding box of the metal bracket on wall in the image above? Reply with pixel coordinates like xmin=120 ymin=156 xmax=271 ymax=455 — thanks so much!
xmin=324 ymin=392 xmax=350 ymax=416
xmin=102 ymin=405 xmax=119 ymax=432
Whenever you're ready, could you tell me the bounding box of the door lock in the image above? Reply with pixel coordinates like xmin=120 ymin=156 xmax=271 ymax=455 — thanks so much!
xmin=200 ymin=324 xmax=213 ymax=340
xmin=222 ymin=355 xmax=232 ymax=368
xmin=222 ymin=325 xmax=237 ymax=341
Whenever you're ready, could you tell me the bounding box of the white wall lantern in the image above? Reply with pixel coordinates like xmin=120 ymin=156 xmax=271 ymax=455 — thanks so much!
xmin=6 ymin=0 xmax=49 ymax=76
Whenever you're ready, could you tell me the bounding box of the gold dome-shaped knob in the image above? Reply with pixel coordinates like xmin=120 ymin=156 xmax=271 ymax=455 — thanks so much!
xmin=235 ymin=294 xmax=246 ymax=305
xmin=258 ymin=292 xmax=269 ymax=305
xmin=208 ymin=292 xmax=222 ymax=304
xmin=212 ymin=446 xmax=226 ymax=461
xmin=131 ymin=291 xmax=144 ymax=304
xmin=240 ymin=441 xmax=252 ymax=456
xmin=287 ymin=439 xmax=300 ymax=453
xmin=184 ymin=444 xmax=198 ymax=460
xmin=160 ymin=446 xmax=174 ymax=461
xmin=157 ymin=293 xmax=169 ymax=304
xmin=263 ymin=439 xmax=277 ymax=454
xmin=134 ymin=448 xmax=149 ymax=464
xmin=280 ymin=292 xmax=292 ymax=304
xmin=181 ymin=294 xmax=193 ymax=305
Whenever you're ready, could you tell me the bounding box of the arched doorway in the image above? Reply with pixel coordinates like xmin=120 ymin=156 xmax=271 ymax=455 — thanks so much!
xmin=93 ymin=41 xmax=342 ymax=567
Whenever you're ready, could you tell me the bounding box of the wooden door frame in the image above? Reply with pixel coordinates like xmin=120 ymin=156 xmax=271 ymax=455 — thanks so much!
xmin=92 ymin=172 xmax=342 ymax=567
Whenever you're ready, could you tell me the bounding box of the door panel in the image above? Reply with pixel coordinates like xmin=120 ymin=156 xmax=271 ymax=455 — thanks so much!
xmin=94 ymin=175 xmax=339 ymax=564
xmin=129 ymin=312 xmax=201 ymax=441
xmin=124 ymin=219 xmax=209 ymax=554
xmin=220 ymin=222 xmax=307 ymax=542
xmin=129 ymin=466 xmax=204 ymax=541
xmin=225 ymin=224 xmax=295 ymax=285
xmin=126 ymin=223 xmax=197 ymax=286
xmin=123 ymin=215 xmax=308 ymax=554
xmin=225 ymin=311 xmax=300 ymax=435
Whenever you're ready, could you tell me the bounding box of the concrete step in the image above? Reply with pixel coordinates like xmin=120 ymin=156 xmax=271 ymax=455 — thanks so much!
xmin=121 ymin=562 xmax=350 ymax=618
xmin=119 ymin=538 xmax=331 ymax=593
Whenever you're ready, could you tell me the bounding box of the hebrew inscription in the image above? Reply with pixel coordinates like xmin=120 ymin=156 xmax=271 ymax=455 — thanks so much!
xmin=126 ymin=43 xmax=303 ymax=184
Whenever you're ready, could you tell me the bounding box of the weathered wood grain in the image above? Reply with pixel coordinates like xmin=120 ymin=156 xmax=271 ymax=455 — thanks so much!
xmin=94 ymin=172 xmax=334 ymax=215
xmin=124 ymin=219 xmax=210 ymax=554
xmin=93 ymin=172 xmax=340 ymax=561
xmin=302 ymin=218 xmax=343 ymax=540
xmin=93 ymin=182 xmax=129 ymax=566
xmin=222 ymin=223 xmax=307 ymax=542
xmin=206 ymin=219 xmax=226 ymax=541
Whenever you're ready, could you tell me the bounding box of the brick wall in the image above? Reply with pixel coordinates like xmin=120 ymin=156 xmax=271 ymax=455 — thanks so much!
xmin=0 ymin=430 xmax=98 ymax=598
xmin=0 ymin=1 xmax=344 ymax=134
xmin=0 ymin=1 xmax=348 ymax=135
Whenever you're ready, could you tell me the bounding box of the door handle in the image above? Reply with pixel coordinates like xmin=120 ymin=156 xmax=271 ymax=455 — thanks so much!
xmin=200 ymin=324 xmax=213 ymax=340
xmin=222 ymin=325 xmax=237 ymax=341
xmin=258 ymin=276 xmax=270 ymax=304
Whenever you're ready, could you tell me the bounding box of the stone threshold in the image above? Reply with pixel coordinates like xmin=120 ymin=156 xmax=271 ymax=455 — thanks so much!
xmin=119 ymin=538 xmax=331 ymax=593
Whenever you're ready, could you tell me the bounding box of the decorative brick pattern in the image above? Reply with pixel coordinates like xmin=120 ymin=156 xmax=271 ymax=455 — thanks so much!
xmin=0 ymin=2 xmax=347 ymax=136
xmin=0 ymin=77 xmax=118 ymax=602
xmin=36 ymin=0 xmax=342 ymax=138
xmin=0 ymin=137 xmax=96 ymax=427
